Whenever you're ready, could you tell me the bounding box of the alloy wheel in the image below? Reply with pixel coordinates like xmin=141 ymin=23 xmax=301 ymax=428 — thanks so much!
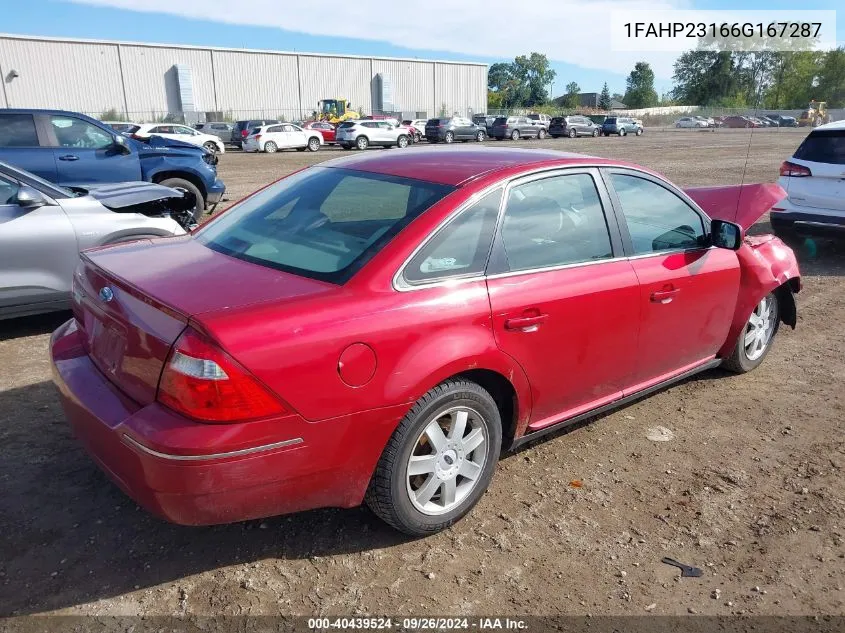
xmin=406 ymin=407 xmax=488 ymax=516
xmin=744 ymin=295 xmax=777 ymax=361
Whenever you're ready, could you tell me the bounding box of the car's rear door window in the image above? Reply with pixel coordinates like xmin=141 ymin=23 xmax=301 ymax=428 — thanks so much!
xmin=793 ymin=129 xmax=845 ymax=165
xmin=500 ymin=173 xmax=614 ymax=272
xmin=0 ymin=114 xmax=39 ymax=147
xmin=609 ymin=173 xmax=706 ymax=254
xmin=196 ymin=167 xmax=455 ymax=283
xmin=403 ymin=189 xmax=502 ymax=284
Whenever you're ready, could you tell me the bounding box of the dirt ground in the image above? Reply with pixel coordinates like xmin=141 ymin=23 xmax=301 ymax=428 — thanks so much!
xmin=1 ymin=129 xmax=843 ymax=619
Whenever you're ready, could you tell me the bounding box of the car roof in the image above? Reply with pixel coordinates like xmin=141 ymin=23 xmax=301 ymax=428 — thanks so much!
xmin=318 ymin=147 xmax=645 ymax=186
xmin=815 ymin=120 xmax=845 ymax=131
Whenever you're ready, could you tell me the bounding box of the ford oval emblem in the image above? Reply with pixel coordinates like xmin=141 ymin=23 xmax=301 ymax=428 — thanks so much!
xmin=98 ymin=287 xmax=114 ymax=302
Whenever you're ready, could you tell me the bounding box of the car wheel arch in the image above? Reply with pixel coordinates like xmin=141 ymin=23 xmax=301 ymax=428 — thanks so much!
xmin=150 ymin=170 xmax=207 ymax=202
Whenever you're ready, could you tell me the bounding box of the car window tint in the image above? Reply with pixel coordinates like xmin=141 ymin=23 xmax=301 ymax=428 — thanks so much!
xmin=266 ymin=125 xmax=282 ymax=133
xmin=404 ymin=189 xmax=502 ymax=284
xmin=0 ymin=114 xmax=39 ymax=147
xmin=501 ymin=174 xmax=613 ymax=272
xmin=196 ymin=168 xmax=454 ymax=284
xmin=793 ymin=129 xmax=845 ymax=165
xmin=50 ymin=116 xmax=113 ymax=149
xmin=609 ymin=174 xmax=706 ymax=254
xmin=0 ymin=174 xmax=21 ymax=204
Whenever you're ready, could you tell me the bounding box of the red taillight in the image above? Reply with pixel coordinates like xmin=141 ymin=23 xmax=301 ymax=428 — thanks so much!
xmin=157 ymin=328 xmax=285 ymax=423
xmin=241 ymin=129 xmax=249 ymax=137
xmin=780 ymin=161 xmax=811 ymax=177
xmin=254 ymin=135 xmax=262 ymax=142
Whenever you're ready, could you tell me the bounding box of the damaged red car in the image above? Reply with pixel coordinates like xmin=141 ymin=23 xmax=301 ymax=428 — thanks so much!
xmin=50 ymin=148 xmax=801 ymax=535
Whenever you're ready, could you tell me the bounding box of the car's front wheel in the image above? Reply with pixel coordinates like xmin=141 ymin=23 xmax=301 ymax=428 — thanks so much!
xmin=568 ymin=128 xmax=576 ymax=138
xmin=723 ymin=293 xmax=780 ymax=373
xmin=511 ymin=130 xmax=520 ymax=140
xmin=476 ymin=131 xmax=485 ymax=142
xmin=592 ymin=129 xmax=599 ymax=137
xmin=619 ymin=128 xmax=627 ymax=137
xmin=366 ymin=379 xmax=502 ymax=536
xmin=158 ymin=177 xmax=204 ymax=222
xmin=444 ymin=131 xmax=455 ymax=144
xmin=396 ymin=134 xmax=409 ymax=148
xmin=537 ymin=128 xmax=546 ymax=139
xmin=203 ymin=141 xmax=219 ymax=153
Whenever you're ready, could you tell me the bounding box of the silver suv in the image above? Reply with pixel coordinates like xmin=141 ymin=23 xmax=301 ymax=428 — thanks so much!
xmin=335 ymin=120 xmax=412 ymax=150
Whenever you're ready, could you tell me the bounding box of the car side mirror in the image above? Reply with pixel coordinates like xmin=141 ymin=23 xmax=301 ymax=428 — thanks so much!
xmin=14 ymin=185 xmax=48 ymax=209
xmin=711 ymin=219 xmax=742 ymax=250
xmin=112 ymin=134 xmax=132 ymax=154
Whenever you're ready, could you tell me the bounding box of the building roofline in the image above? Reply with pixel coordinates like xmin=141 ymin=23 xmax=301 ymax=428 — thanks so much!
xmin=0 ymin=33 xmax=489 ymax=68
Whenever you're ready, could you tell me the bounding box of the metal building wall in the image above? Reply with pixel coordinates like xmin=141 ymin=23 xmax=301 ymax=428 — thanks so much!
xmin=0 ymin=35 xmax=487 ymax=120
xmin=0 ymin=38 xmax=125 ymax=112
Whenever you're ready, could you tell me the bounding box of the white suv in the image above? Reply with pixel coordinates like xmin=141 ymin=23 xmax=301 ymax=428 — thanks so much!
xmin=132 ymin=123 xmax=226 ymax=153
xmin=336 ymin=120 xmax=411 ymax=150
xmin=772 ymin=120 xmax=845 ymax=239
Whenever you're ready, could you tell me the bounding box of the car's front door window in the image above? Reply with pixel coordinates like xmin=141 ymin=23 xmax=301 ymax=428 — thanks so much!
xmin=608 ymin=173 xmax=706 ymax=254
xmin=50 ymin=116 xmax=113 ymax=149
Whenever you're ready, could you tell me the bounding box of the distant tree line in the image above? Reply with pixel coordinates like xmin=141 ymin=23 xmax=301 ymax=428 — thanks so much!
xmin=488 ymin=47 xmax=845 ymax=111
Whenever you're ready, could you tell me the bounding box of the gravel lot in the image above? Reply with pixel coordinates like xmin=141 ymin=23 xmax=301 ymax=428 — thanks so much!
xmin=1 ymin=128 xmax=843 ymax=619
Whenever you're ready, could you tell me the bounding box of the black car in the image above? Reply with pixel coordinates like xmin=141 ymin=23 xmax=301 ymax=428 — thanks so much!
xmin=489 ymin=116 xmax=542 ymax=140
xmin=231 ymin=119 xmax=280 ymax=147
xmin=548 ymin=115 xmax=600 ymax=138
xmin=472 ymin=114 xmax=497 ymax=134
xmin=425 ymin=117 xmax=486 ymax=143
xmin=766 ymin=114 xmax=799 ymax=128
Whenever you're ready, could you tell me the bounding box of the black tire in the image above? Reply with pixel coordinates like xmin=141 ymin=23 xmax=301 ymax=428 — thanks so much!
xmin=158 ymin=177 xmax=204 ymax=222
xmin=307 ymin=136 xmax=320 ymax=152
xmin=341 ymin=144 xmax=352 ymax=150
xmin=356 ymin=136 xmax=369 ymax=150
xmin=537 ymin=128 xmax=547 ymax=140
xmin=770 ymin=217 xmax=802 ymax=245
xmin=511 ymin=130 xmax=520 ymax=140
xmin=619 ymin=128 xmax=627 ymax=137
xmin=722 ymin=292 xmax=780 ymax=373
xmin=444 ymin=131 xmax=455 ymax=144
xmin=203 ymin=141 xmax=219 ymax=153
xmin=568 ymin=128 xmax=576 ymax=139
xmin=263 ymin=141 xmax=278 ymax=153
xmin=476 ymin=131 xmax=485 ymax=142
xmin=636 ymin=128 xmax=643 ymax=136
xmin=396 ymin=135 xmax=409 ymax=148
xmin=365 ymin=379 xmax=502 ymax=536
xmin=592 ymin=129 xmax=599 ymax=137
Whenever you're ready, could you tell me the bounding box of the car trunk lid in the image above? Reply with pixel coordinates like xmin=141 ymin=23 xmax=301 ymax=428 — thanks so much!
xmin=74 ymin=236 xmax=336 ymax=405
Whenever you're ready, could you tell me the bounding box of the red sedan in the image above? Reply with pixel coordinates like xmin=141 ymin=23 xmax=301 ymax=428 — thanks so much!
xmin=302 ymin=121 xmax=336 ymax=143
xmin=50 ymin=148 xmax=801 ymax=535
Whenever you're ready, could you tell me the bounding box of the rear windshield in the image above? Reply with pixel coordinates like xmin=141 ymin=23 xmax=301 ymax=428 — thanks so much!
xmin=793 ymin=129 xmax=845 ymax=165
xmin=604 ymin=117 xmax=617 ymax=124
xmin=493 ymin=117 xmax=508 ymax=125
xmin=195 ymin=167 xmax=455 ymax=284
xmin=527 ymin=114 xmax=540 ymax=120
xmin=550 ymin=117 xmax=565 ymax=124
xmin=426 ymin=118 xmax=448 ymax=125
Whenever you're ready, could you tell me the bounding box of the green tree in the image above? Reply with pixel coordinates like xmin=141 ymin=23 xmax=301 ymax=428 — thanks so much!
xmin=816 ymin=47 xmax=845 ymax=107
xmin=671 ymin=50 xmax=745 ymax=105
xmin=564 ymin=82 xmax=580 ymax=109
xmin=764 ymin=51 xmax=821 ymax=109
xmin=623 ymin=62 xmax=659 ymax=108
xmin=598 ymin=83 xmax=612 ymax=110
xmin=486 ymin=53 xmax=556 ymax=109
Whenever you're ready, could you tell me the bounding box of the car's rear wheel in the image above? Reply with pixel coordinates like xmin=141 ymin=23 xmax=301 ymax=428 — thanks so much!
xmin=619 ymin=128 xmax=627 ymax=137
xmin=356 ymin=136 xmax=369 ymax=150
xmin=636 ymin=128 xmax=643 ymax=136
xmin=158 ymin=177 xmax=204 ymax=222
xmin=592 ymin=129 xmax=599 ymax=137
xmin=307 ymin=137 xmax=320 ymax=152
xmin=203 ymin=141 xmax=219 ymax=153
xmin=723 ymin=293 xmax=780 ymax=373
xmin=476 ymin=131 xmax=485 ymax=142
xmin=511 ymin=130 xmax=520 ymax=140
xmin=537 ymin=128 xmax=546 ymax=139
xmin=397 ymin=135 xmax=409 ymax=148
xmin=445 ymin=131 xmax=455 ymax=144
xmin=263 ymin=141 xmax=277 ymax=153
xmin=366 ymin=379 xmax=502 ymax=536
xmin=568 ymin=128 xmax=576 ymax=138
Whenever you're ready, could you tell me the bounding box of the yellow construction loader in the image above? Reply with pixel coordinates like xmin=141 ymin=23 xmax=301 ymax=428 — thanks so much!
xmin=316 ymin=99 xmax=360 ymax=124
xmin=798 ymin=101 xmax=830 ymax=127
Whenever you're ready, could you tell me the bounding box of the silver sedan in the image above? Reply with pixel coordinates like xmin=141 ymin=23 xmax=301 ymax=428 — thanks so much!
xmin=0 ymin=161 xmax=189 ymax=320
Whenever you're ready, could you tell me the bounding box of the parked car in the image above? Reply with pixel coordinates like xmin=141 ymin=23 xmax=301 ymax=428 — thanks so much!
xmin=602 ymin=116 xmax=643 ymax=136
xmin=527 ymin=113 xmax=552 ymax=130
xmin=407 ymin=119 xmax=429 ymax=139
xmin=0 ymin=160 xmax=189 ymax=320
xmin=103 ymin=121 xmax=140 ymax=135
xmin=132 ymin=123 xmax=225 ymax=154
xmin=231 ymin=119 xmax=280 ymax=147
xmin=50 ymin=147 xmax=801 ymax=536
xmin=695 ymin=116 xmax=715 ymax=127
xmin=749 ymin=117 xmax=771 ymax=128
xmin=336 ymin=120 xmax=412 ymax=150
xmin=242 ymin=123 xmax=323 ymax=153
xmin=676 ymin=116 xmax=708 ymax=128
xmin=722 ymin=116 xmax=757 ymax=128
xmin=489 ymin=116 xmax=542 ymax=140
xmin=425 ymin=117 xmax=487 ymax=143
xmin=472 ymin=115 xmax=497 ymax=135
xmin=766 ymin=114 xmax=798 ymax=128
xmin=195 ymin=121 xmax=233 ymax=143
xmin=770 ymin=121 xmax=845 ymax=239
xmin=302 ymin=121 xmax=337 ymax=144
xmin=548 ymin=115 xmax=600 ymax=138
xmin=0 ymin=109 xmax=225 ymax=221
xmin=401 ymin=121 xmax=424 ymax=143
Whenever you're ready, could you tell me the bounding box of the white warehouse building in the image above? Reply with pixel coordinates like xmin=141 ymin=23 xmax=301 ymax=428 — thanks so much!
xmin=0 ymin=34 xmax=488 ymax=122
